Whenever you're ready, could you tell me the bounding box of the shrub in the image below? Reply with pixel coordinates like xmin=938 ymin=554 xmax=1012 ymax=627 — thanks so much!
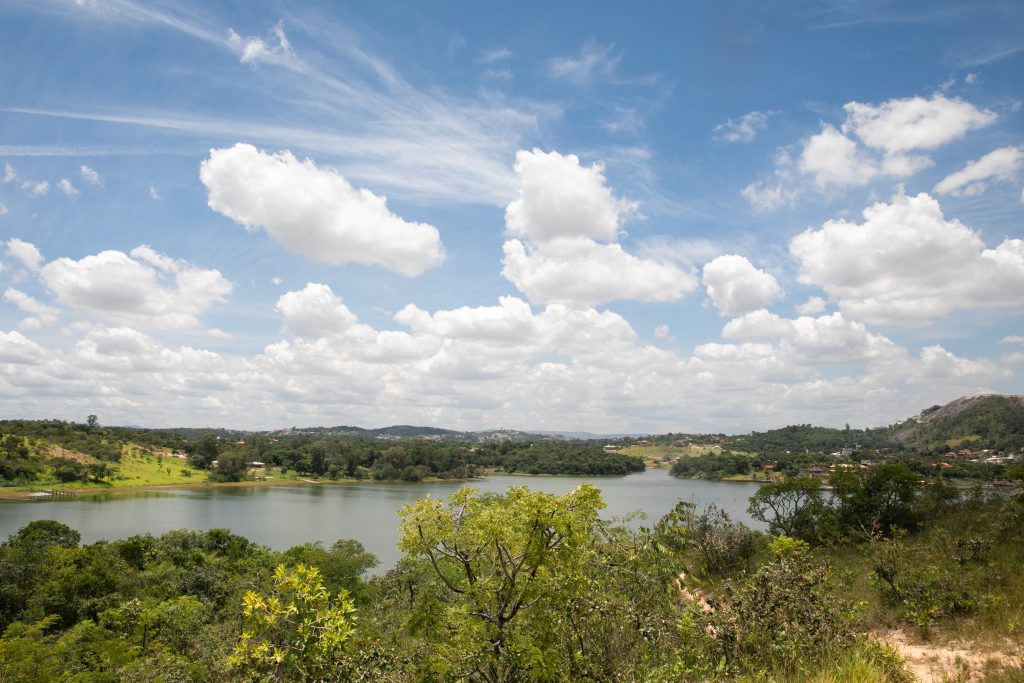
xmin=676 ymin=552 xmax=859 ymax=679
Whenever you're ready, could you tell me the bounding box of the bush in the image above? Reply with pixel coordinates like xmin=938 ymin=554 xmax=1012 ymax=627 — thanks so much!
xmin=677 ymin=550 xmax=859 ymax=679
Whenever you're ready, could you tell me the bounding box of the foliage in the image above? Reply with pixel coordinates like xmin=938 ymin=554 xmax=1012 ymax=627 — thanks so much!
xmin=229 ymin=564 xmax=356 ymax=682
xmin=747 ymin=476 xmax=836 ymax=544
xmin=831 ymin=463 xmax=921 ymax=535
xmin=656 ymin=502 xmax=760 ymax=576
xmin=282 ymin=539 xmax=378 ymax=602
xmin=894 ymin=395 xmax=1024 ymax=452
xmin=1 ymin=472 xmax=1023 ymax=680
xmin=676 ymin=551 xmax=859 ymax=679
xmin=669 ymin=451 xmax=753 ymax=479
xmin=472 ymin=441 xmax=645 ymax=475
xmin=398 ymin=484 xmax=606 ymax=682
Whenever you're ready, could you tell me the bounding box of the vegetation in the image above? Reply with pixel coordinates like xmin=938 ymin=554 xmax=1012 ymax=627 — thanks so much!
xmin=1 ymin=464 xmax=1022 ymax=681
xmin=0 ymin=397 xmax=1020 ymax=679
xmin=1 ymin=420 xmax=644 ymax=490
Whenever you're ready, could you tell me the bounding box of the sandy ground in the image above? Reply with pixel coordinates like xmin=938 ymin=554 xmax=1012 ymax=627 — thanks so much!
xmin=47 ymin=445 xmax=94 ymax=463
xmin=879 ymin=629 xmax=1021 ymax=681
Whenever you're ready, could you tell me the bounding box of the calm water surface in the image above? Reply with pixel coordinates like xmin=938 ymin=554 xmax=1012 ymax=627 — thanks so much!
xmin=0 ymin=470 xmax=763 ymax=568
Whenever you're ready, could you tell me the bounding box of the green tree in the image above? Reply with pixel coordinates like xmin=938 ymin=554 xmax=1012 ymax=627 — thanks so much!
xmin=1005 ymin=463 xmax=1024 ymax=481
xmin=229 ymin=564 xmax=356 ymax=682
xmin=188 ymin=434 xmax=220 ymax=469
xmin=282 ymin=540 xmax=377 ymax=602
xmin=398 ymin=484 xmax=605 ymax=682
xmin=833 ymin=464 xmax=920 ymax=535
xmin=747 ymin=477 xmax=835 ymax=544
xmin=211 ymin=450 xmax=248 ymax=482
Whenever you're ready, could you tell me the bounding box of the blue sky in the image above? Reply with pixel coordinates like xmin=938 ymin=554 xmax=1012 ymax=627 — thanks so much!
xmin=1 ymin=0 xmax=1022 ymax=432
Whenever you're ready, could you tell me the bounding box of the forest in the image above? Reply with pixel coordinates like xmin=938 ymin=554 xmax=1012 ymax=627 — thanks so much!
xmin=0 ymin=420 xmax=644 ymax=487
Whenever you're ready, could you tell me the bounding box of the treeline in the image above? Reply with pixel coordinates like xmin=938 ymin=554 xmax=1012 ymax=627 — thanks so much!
xmin=0 ymin=419 xmax=645 ymax=487
xmin=732 ymin=423 xmax=895 ymax=455
xmin=670 ymin=449 xmax=1024 ymax=483
xmin=2 ymin=474 xmax=1021 ymax=680
xmin=669 ymin=451 xmax=756 ymax=479
xmin=186 ymin=434 xmax=644 ymax=482
xmin=471 ymin=441 xmax=645 ymax=475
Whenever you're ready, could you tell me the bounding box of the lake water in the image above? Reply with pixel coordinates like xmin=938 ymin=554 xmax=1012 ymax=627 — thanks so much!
xmin=0 ymin=470 xmax=764 ymax=568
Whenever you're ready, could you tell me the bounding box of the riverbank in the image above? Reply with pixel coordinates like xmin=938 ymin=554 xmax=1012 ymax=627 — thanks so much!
xmin=0 ymin=473 xmax=487 ymax=501
xmin=1 ymin=465 xmax=665 ymax=502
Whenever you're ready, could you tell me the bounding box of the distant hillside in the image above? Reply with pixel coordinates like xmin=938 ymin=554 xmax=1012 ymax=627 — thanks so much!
xmin=892 ymin=394 xmax=1024 ymax=452
xmin=287 ymin=425 xmax=569 ymax=442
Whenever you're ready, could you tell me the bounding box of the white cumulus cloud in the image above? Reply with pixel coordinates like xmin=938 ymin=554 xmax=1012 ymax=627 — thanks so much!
xmin=790 ymin=190 xmax=1024 ymax=325
xmin=702 ymin=255 xmax=783 ymax=316
xmin=4 ymin=287 xmax=59 ymax=328
xmin=934 ymin=145 xmax=1023 ymax=196
xmin=500 ymin=148 xmax=692 ymax=307
xmin=799 ymin=125 xmax=879 ymax=188
xmin=797 ymin=296 xmax=828 ymax=315
xmin=843 ymin=93 xmax=996 ymax=154
xmin=395 ymin=296 xmax=539 ymax=345
xmin=502 ymin=237 xmax=695 ymax=307
xmin=505 ymin=149 xmax=637 ymax=243
xmin=5 ymin=238 xmax=44 ymax=271
xmin=275 ymin=283 xmax=359 ymax=339
xmin=39 ymin=245 xmax=232 ymax=329
xmin=200 ymin=143 xmax=445 ymax=277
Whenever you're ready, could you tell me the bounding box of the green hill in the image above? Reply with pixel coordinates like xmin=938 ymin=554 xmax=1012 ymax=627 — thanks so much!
xmin=892 ymin=394 xmax=1024 ymax=452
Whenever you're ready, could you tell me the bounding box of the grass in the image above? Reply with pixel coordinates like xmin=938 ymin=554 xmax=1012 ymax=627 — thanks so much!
xmin=3 ymin=446 xmax=209 ymax=493
xmin=108 ymin=448 xmax=208 ymax=486
xmin=621 ymin=443 xmax=751 ymax=466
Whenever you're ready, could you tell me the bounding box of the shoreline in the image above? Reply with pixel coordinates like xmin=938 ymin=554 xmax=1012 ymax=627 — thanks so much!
xmin=0 ymin=469 xmax=651 ymax=502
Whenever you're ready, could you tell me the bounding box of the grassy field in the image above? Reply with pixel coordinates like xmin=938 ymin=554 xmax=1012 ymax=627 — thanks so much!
xmin=108 ymin=448 xmax=208 ymax=486
xmin=4 ymin=446 xmax=209 ymax=493
xmin=621 ymin=443 xmax=753 ymax=465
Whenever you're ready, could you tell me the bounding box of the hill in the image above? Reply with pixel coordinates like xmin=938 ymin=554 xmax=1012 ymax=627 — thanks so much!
xmin=892 ymin=394 xmax=1024 ymax=452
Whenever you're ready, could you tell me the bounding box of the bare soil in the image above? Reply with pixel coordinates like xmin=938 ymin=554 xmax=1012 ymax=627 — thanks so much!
xmin=878 ymin=629 xmax=1020 ymax=682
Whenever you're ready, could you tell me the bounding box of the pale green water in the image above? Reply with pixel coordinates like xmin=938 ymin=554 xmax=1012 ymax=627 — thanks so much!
xmin=0 ymin=470 xmax=764 ymax=568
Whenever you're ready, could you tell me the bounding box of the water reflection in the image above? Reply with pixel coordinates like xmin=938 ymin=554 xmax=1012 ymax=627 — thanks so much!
xmin=0 ymin=470 xmax=764 ymax=568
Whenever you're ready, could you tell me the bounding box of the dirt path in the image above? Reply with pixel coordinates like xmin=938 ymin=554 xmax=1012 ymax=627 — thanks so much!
xmin=878 ymin=629 xmax=1019 ymax=682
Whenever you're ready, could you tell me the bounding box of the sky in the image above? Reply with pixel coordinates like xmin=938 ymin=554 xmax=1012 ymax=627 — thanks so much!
xmin=1 ymin=0 xmax=1023 ymax=434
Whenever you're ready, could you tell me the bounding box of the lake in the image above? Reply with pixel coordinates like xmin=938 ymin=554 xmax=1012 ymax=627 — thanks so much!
xmin=0 ymin=470 xmax=764 ymax=568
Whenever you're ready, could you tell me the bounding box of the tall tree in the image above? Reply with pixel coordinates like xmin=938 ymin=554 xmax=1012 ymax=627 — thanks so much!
xmin=398 ymin=484 xmax=605 ymax=682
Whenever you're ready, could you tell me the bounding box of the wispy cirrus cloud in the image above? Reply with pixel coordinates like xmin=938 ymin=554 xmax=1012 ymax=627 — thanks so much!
xmin=548 ymin=42 xmax=621 ymax=84
xmin=8 ymin=0 xmax=548 ymax=206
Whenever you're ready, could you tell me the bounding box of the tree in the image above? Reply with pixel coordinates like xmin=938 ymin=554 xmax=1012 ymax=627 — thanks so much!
xmin=1005 ymin=463 xmax=1024 ymax=481
xmin=832 ymin=463 xmax=920 ymax=535
xmin=211 ymin=450 xmax=247 ymax=482
xmin=747 ymin=477 xmax=835 ymax=544
xmin=282 ymin=539 xmax=378 ymax=602
xmin=86 ymin=415 xmax=99 ymax=431
xmin=188 ymin=434 xmax=219 ymax=469
xmin=398 ymin=484 xmax=605 ymax=682
xmin=228 ymin=564 xmax=356 ymax=682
